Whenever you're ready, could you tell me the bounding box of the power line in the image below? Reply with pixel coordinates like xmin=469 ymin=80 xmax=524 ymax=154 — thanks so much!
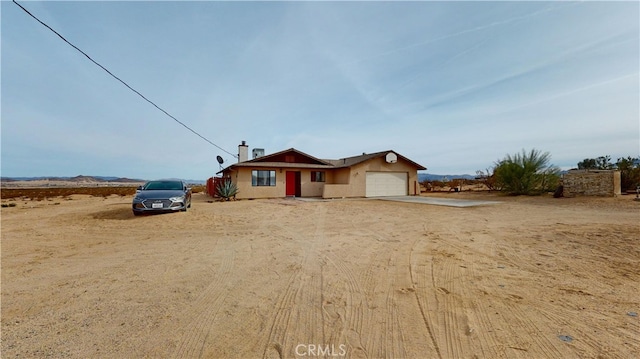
xmin=12 ymin=0 xmax=238 ymax=158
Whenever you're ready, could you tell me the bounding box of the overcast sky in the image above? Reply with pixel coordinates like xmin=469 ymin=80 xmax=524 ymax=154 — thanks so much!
xmin=2 ymin=1 xmax=638 ymax=180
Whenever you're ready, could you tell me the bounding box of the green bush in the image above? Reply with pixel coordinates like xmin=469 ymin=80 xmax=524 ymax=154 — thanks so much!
xmin=215 ymin=179 xmax=239 ymax=201
xmin=616 ymin=156 xmax=640 ymax=192
xmin=494 ymin=149 xmax=560 ymax=195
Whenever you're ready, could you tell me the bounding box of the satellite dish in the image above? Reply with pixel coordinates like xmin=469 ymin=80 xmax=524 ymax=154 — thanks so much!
xmin=216 ymin=156 xmax=224 ymax=164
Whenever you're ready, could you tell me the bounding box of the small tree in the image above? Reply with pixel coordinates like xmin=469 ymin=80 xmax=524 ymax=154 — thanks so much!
xmin=578 ymin=155 xmax=614 ymax=170
xmin=494 ymin=149 xmax=560 ymax=195
xmin=616 ymin=156 xmax=640 ymax=192
xmin=475 ymin=167 xmax=501 ymax=191
xmin=419 ymin=179 xmax=432 ymax=191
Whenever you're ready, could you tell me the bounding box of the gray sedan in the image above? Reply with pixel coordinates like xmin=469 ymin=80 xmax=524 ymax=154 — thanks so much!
xmin=132 ymin=180 xmax=192 ymax=216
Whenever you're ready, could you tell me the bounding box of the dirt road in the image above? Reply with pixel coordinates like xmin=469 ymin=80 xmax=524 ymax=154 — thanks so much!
xmin=1 ymin=193 xmax=638 ymax=358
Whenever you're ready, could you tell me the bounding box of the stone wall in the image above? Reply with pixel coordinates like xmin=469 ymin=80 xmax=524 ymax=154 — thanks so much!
xmin=562 ymin=170 xmax=621 ymax=197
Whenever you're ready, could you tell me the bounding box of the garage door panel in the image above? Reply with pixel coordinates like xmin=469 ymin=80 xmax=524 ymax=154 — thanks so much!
xmin=366 ymin=172 xmax=408 ymax=197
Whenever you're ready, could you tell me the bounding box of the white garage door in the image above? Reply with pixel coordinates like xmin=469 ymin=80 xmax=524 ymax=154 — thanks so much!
xmin=366 ymin=172 xmax=408 ymax=197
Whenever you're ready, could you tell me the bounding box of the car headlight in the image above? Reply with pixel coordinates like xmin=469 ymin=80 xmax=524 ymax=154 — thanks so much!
xmin=169 ymin=196 xmax=185 ymax=202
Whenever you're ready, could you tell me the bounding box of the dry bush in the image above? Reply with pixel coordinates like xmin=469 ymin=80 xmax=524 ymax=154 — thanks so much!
xmin=0 ymin=187 xmax=138 ymax=200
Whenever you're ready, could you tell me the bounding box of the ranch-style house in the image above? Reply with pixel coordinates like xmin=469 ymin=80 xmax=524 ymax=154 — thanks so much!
xmin=217 ymin=142 xmax=427 ymax=199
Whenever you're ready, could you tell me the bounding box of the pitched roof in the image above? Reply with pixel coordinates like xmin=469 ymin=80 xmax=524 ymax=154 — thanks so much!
xmin=324 ymin=150 xmax=427 ymax=170
xmin=245 ymin=148 xmax=334 ymax=166
xmin=219 ymin=148 xmax=426 ymax=173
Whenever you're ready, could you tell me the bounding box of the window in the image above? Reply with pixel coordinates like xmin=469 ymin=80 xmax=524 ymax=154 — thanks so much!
xmin=252 ymin=170 xmax=276 ymax=186
xmin=311 ymin=171 xmax=325 ymax=182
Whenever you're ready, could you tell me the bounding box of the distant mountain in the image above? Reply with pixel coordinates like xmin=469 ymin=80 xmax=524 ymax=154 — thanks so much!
xmin=1 ymin=175 xmax=146 ymax=183
xmin=158 ymin=178 xmax=206 ymax=185
xmin=0 ymin=176 xmax=204 ymax=184
xmin=184 ymin=179 xmax=206 ymax=185
xmin=111 ymin=177 xmax=146 ymax=183
xmin=69 ymin=175 xmax=105 ymax=182
xmin=418 ymin=173 xmax=476 ymax=182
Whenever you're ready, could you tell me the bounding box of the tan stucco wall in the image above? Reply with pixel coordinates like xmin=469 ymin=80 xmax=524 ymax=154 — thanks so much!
xmin=323 ymin=184 xmax=352 ymax=198
xmin=229 ymin=168 xmax=283 ymax=199
xmin=352 ymin=157 xmax=420 ymax=196
xmin=300 ymin=169 xmax=324 ymax=197
xmin=332 ymin=168 xmax=351 ymax=184
xmin=228 ymin=168 xmax=331 ymax=199
xmin=226 ymin=155 xmax=421 ymax=199
xmin=323 ymin=157 xmax=420 ymax=198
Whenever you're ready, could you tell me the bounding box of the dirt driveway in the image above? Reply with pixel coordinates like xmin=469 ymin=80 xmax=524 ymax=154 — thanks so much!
xmin=1 ymin=192 xmax=638 ymax=358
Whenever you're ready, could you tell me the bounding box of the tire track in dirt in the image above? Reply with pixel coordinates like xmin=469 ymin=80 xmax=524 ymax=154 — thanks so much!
xmin=445 ymin=223 xmax=565 ymax=358
xmin=410 ymin=231 xmax=447 ymax=359
xmin=443 ymin=226 xmax=510 ymax=358
xmin=320 ymin=253 xmax=366 ymax=356
xmin=384 ymin=255 xmax=409 ymax=359
xmin=355 ymin=218 xmax=406 ymax=358
xmin=410 ymin=225 xmax=501 ymax=359
xmin=362 ymin=226 xmax=425 ymax=357
xmin=535 ymin=304 xmax=639 ymax=358
xmin=497 ymin=301 xmax=564 ymax=358
xmin=262 ymin=266 xmax=305 ymax=359
xmin=262 ymin=204 xmax=326 ymax=359
xmin=332 ymin=209 xmax=439 ymax=358
xmin=170 ymin=247 xmax=235 ymax=359
xmin=443 ymin=224 xmax=570 ymax=358
xmin=441 ymin=250 xmax=473 ymax=358
xmin=320 ymin=228 xmax=401 ymax=358
xmin=481 ymin=223 xmax=638 ymax=357
xmin=350 ymin=227 xmax=392 ymax=359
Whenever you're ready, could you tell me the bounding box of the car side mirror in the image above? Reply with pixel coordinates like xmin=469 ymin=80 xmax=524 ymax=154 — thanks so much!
xmin=137 ymin=185 xmax=143 ymax=190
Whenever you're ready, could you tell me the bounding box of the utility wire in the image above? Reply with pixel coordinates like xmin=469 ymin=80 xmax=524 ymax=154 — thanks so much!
xmin=12 ymin=0 xmax=238 ymax=158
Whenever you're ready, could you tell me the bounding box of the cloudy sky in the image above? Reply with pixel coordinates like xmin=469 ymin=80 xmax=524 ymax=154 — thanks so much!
xmin=2 ymin=1 xmax=638 ymax=180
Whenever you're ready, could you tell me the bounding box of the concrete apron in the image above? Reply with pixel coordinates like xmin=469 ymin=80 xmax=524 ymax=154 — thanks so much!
xmin=376 ymin=196 xmax=501 ymax=207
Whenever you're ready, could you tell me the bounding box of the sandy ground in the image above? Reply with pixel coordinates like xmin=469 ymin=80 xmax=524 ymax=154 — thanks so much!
xmin=1 ymin=192 xmax=639 ymax=358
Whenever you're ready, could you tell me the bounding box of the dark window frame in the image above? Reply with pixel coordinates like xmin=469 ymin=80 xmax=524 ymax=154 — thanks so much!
xmin=311 ymin=171 xmax=326 ymax=182
xmin=252 ymin=170 xmax=276 ymax=186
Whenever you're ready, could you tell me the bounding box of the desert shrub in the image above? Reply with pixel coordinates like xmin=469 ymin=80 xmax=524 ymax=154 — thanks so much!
xmin=190 ymin=185 xmax=206 ymax=193
xmin=475 ymin=167 xmax=501 ymax=191
xmin=215 ymin=179 xmax=239 ymax=201
xmin=616 ymin=156 xmax=640 ymax=191
xmin=494 ymin=149 xmax=560 ymax=195
xmin=577 ymin=156 xmax=614 ymax=170
xmin=419 ymin=179 xmax=431 ymax=191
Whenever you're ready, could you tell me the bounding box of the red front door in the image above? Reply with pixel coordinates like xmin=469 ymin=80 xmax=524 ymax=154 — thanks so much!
xmin=286 ymin=171 xmax=300 ymax=197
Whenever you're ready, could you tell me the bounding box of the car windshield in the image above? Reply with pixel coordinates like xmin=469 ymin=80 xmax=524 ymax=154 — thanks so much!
xmin=144 ymin=181 xmax=183 ymax=191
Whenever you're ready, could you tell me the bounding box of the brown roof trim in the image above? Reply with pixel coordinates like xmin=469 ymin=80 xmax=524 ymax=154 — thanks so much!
xmin=244 ymin=148 xmax=334 ymax=166
xmin=218 ymin=148 xmax=426 ymax=174
xmin=227 ymin=162 xmax=335 ymax=169
xmin=325 ymin=150 xmax=427 ymax=170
